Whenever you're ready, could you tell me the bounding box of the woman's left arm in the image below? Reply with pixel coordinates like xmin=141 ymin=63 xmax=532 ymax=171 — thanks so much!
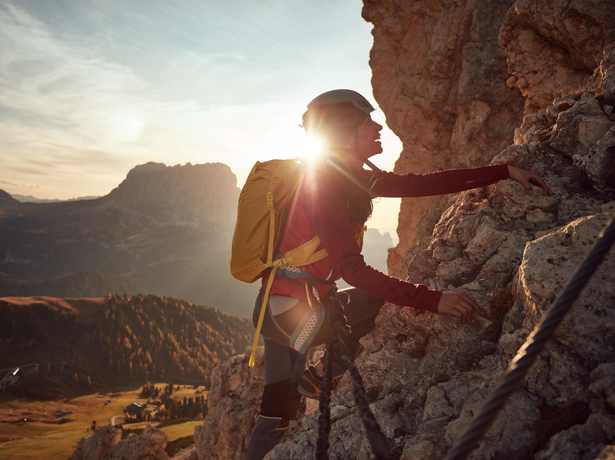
xmin=370 ymin=164 xmax=550 ymax=197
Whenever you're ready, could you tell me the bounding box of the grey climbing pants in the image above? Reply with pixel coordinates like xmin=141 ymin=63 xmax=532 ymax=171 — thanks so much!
xmin=253 ymin=287 xmax=384 ymax=420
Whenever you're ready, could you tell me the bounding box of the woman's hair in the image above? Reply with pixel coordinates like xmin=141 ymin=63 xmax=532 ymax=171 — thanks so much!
xmin=342 ymin=172 xmax=373 ymax=225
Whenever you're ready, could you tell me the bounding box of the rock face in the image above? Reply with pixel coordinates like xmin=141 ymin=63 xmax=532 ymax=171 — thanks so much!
xmin=499 ymin=0 xmax=615 ymax=113
xmin=190 ymin=1 xmax=615 ymax=459
xmin=70 ymin=426 xmax=170 ymax=460
xmin=193 ymin=353 xmax=264 ymax=460
xmin=362 ymin=0 xmax=524 ymax=277
xmin=0 ymin=162 xmax=257 ymax=317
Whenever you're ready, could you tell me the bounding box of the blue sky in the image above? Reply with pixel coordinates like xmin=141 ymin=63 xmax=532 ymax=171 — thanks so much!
xmin=0 ymin=0 xmax=401 ymax=236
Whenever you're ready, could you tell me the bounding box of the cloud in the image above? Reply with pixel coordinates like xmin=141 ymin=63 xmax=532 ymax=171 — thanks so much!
xmin=0 ymin=2 xmax=152 ymax=149
xmin=0 ymin=3 xmax=262 ymax=164
xmin=0 ymin=2 xmax=174 ymax=197
xmin=0 ymin=178 xmax=19 ymax=187
xmin=1 ymin=141 xmax=144 ymax=198
xmin=24 ymin=143 xmax=135 ymax=172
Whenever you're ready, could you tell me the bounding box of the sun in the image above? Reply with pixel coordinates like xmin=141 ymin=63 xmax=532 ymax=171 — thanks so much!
xmin=257 ymin=123 xmax=327 ymax=165
xmin=298 ymin=133 xmax=326 ymax=162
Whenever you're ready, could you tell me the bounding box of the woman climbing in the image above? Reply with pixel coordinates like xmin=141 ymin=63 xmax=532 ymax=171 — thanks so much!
xmin=245 ymin=89 xmax=550 ymax=460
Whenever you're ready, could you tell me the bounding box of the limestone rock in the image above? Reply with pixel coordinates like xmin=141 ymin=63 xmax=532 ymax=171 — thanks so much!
xmin=549 ymin=96 xmax=614 ymax=158
xmin=446 ymin=388 xmax=541 ymax=460
xmin=70 ymin=426 xmax=123 ymax=460
xmin=516 ymin=212 xmax=615 ymax=362
xmin=590 ymin=363 xmax=615 ymax=412
xmin=70 ymin=426 xmax=169 ymax=460
xmin=194 ymin=353 xmax=265 ymax=460
xmin=577 ymin=126 xmax=615 ymax=190
xmin=535 ymin=414 xmax=615 ymax=460
xmin=109 ymin=427 xmax=169 ymax=460
xmin=400 ymin=435 xmax=439 ymax=460
xmin=362 ymin=0 xmax=523 ymax=276
xmin=601 ymin=44 xmax=615 ymax=105
xmin=499 ymin=0 xmax=613 ymax=113
xmin=524 ymin=340 xmax=589 ymax=406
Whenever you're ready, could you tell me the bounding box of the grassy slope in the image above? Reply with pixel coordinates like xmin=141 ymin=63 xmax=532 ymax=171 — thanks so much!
xmin=160 ymin=421 xmax=200 ymax=442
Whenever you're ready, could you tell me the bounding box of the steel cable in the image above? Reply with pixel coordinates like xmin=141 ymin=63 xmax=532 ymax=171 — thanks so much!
xmin=315 ymin=304 xmax=400 ymax=460
xmin=316 ymin=340 xmax=333 ymax=460
xmin=446 ymin=215 xmax=615 ymax=460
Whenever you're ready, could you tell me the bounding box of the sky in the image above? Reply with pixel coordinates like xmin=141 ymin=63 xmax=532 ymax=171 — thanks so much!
xmin=0 ymin=0 xmax=401 ymax=238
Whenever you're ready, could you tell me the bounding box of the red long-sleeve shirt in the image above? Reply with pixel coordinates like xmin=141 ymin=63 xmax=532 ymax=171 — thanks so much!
xmin=269 ymin=161 xmax=509 ymax=312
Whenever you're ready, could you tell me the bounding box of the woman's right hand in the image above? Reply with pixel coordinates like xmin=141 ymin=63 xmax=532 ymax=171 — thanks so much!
xmin=437 ymin=290 xmax=479 ymax=319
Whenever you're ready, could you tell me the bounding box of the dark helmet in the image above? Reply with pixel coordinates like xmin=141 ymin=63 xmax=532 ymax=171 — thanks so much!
xmin=302 ymin=89 xmax=375 ymax=133
xmin=307 ymin=89 xmax=375 ymax=114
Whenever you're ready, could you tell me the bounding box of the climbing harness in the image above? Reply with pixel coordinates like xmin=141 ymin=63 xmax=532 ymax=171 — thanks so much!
xmin=446 ymin=215 xmax=615 ymax=460
xmin=316 ymin=301 xmax=401 ymax=460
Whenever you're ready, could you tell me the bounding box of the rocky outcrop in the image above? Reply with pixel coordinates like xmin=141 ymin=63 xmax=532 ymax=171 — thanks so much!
xmin=193 ymin=353 xmax=264 ymax=460
xmin=366 ymin=0 xmax=615 ymax=278
xmin=70 ymin=426 xmax=170 ymax=460
xmin=499 ymin=0 xmax=615 ymax=114
xmin=362 ymin=0 xmax=524 ymax=276
xmin=189 ymin=1 xmax=615 ymax=459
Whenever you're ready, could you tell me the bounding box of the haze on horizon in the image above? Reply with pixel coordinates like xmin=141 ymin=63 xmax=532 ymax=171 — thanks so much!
xmin=0 ymin=0 xmax=402 ymax=237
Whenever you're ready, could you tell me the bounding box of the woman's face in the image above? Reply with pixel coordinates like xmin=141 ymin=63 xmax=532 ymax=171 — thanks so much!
xmin=310 ymin=105 xmax=383 ymax=166
xmin=353 ymin=115 xmax=383 ymax=160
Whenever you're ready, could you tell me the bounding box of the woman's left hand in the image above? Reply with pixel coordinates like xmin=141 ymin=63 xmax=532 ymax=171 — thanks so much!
xmin=507 ymin=165 xmax=552 ymax=194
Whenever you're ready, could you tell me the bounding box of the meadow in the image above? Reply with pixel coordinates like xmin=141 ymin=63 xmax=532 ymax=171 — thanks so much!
xmin=0 ymin=384 xmax=203 ymax=460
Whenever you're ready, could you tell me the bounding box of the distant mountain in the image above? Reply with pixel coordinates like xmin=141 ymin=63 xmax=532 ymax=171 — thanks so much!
xmin=0 ymin=189 xmax=19 ymax=207
xmin=0 ymin=294 xmax=252 ymax=398
xmin=0 ymin=162 xmax=257 ymax=316
xmin=12 ymin=194 xmax=100 ymax=203
xmin=362 ymin=227 xmax=394 ymax=273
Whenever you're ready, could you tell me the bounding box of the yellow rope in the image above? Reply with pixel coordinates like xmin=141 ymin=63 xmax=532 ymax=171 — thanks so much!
xmin=248 ymin=192 xmax=276 ymax=368
xmin=266 ymin=192 xmax=274 ymax=265
xmin=248 ymin=265 xmax=278 ymax=368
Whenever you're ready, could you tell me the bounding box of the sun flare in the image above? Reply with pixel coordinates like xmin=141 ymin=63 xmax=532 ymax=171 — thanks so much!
xmin=298 ymin=134 xmax=326 ymax=162
xmin=261 ymin=125 xmax=327 ymax=164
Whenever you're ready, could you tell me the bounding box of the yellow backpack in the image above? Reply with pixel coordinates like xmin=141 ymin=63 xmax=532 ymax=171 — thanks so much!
xmin=230 ymin=159 xmax=329 ymax=367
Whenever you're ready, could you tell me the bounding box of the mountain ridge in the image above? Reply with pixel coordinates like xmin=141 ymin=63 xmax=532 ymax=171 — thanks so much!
xmin=0 ymin=162 xmax=257 ymax=317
